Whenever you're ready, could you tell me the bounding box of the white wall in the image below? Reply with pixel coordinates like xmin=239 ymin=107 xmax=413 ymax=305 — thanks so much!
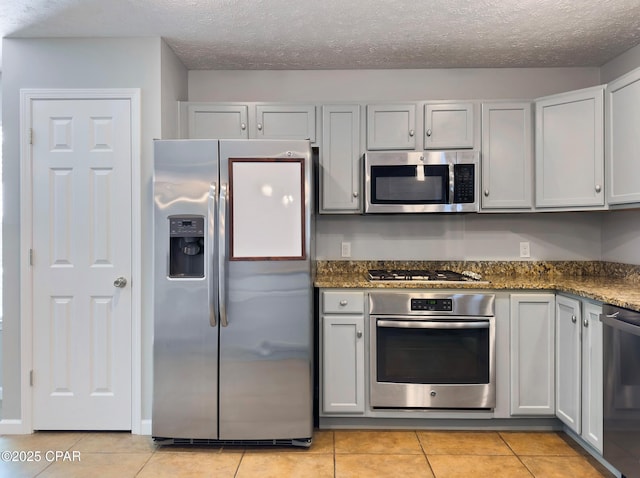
xmin=0 ymin=37 xmax=178 ymax=423
xmin=316 ymin=213 xmax=603 ymax=260
xmin=189 ymin=68 xmax=600 ymax=102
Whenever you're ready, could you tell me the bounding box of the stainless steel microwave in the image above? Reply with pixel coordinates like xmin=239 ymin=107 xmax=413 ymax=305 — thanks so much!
xmin=364 ymin=151 xmax=479 ymax=213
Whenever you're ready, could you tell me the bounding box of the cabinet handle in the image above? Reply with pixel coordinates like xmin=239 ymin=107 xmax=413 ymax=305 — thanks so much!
xmin=353 ymin=192 xmax=359 ymax=198
xmin=595 ymin=184 xmax=602 ymax=193
xmin=571 ymin=315 xmax=577 ymax=323
xmin=257 ymin=123 xmax=263 ymax=131
xmin=339 ymin=300 xmax=348 ymax=306
xmin=409 ymin=129 xmax=415 ymax=137
xmin=484 ymin=189 xmax=489 ymax=197
xmin=426 ymin=129 xmax=432 ymax=137
xmin=356 ymin=331 xmax=363 ymax=339
xmin=240 ymin=122 xmax=247 ymax=131
xmin=583 ymin=319 xmax=589 ymax=328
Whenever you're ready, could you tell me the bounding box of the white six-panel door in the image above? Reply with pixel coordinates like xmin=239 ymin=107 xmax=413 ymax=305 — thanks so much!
xmin=30 ymin=98 xmax=132 ymax=430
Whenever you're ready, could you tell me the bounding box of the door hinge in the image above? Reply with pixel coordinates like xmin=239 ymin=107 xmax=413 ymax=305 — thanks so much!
xmin=29 ymin=249 xmax=33 ymax=266
xmin=29 ymin=370 xmax=34 ymax=386
xmin=29 ymin=128 xmax=33 ymax=145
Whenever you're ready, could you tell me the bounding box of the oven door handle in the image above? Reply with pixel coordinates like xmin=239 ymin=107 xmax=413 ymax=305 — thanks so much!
xmin=601 ymin=313 xmax=640 ymax=337
xmin=377 ymin=320 xmax=490 ymax=330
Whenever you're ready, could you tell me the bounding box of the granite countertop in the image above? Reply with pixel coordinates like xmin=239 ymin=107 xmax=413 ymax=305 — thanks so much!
xmin=315 ymin=260 xmax=640 ymax=311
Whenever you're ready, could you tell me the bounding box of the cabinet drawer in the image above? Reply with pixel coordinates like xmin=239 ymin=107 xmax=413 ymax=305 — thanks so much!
xmin=322 ymin=291 xmax=365 ymax=314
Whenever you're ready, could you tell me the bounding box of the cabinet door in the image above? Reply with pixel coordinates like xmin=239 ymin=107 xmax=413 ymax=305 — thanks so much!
xmin=481 ymin=103 xmax=533 ymax=210
xmin=187 ymin=104 xmax=249 ymax=139
xmin=322 ymin=315 xmax=365 ymax=414
xmin=582 ymin=301 xmax=603 ymax=453
xmin=535 ymin=86 xmax=604 ymax=209
xmin=424 ymin=103 xmax=474 ymax=149
xmin=320 ymin=105 xmax=361 ymax=213
xmin=606 ymin=67 xmax=640 ymax=205
xmin=366 ymin=104 xmax=416 ymax=150
xmin=255 ymin=105 xmax=316 ymax=143
xmin=510 ymin=294 xmax=556 ymax=416
xmin=555 ymin=295 xmax=582 ymax=433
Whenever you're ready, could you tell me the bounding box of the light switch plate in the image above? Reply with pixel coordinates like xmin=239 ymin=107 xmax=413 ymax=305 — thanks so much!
xmin=341 ymin=241 xmax=351 ymax=258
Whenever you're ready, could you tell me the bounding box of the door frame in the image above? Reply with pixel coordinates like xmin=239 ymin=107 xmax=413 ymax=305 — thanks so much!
xmin=16 ymin=89 xmax=142 ymax=434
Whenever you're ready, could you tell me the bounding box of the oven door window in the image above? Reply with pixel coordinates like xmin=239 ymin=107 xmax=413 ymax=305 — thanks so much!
xmin=376 ymin=320 xmax=490 ymax=384
xmin=371 ymin=165 xmax=449 ymax=204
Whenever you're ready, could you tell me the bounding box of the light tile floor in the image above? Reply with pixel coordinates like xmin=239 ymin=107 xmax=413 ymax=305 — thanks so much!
xmin=0 ymin=429 xmax=615 ymax=477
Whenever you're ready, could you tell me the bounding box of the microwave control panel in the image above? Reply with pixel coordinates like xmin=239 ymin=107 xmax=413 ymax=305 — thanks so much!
xmin=453 ymin=164 xmax=475 ymax=203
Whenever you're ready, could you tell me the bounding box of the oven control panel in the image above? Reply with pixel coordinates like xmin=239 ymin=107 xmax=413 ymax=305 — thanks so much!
xmin=410 ymin=298 xmax=453 ymax=311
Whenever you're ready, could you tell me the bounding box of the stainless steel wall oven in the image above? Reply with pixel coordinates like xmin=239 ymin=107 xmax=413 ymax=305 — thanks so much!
xmin=369 ymin=292 xmax=495 ymax=409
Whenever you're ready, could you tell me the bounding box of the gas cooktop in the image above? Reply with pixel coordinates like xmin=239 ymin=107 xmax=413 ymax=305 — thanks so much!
xmin=367 ymin=269 xmax=487 ymax=283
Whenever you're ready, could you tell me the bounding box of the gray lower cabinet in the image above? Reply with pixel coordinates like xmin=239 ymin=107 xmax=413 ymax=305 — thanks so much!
xmin=509 ymin=293 xmax=556 ymax=416
xmin=556 ymin=294 xmax=603 ymax=453
xmin=320 ymin=290 xmax=365 ymax=415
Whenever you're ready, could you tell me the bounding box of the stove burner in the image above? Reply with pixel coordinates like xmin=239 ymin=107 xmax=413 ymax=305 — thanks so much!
xmin=367 ymin=269 xmax=484 ymax=282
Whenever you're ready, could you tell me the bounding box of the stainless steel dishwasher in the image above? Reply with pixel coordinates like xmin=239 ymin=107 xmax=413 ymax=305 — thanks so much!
xmin=602 ymin=304 xmax=640 ymax=478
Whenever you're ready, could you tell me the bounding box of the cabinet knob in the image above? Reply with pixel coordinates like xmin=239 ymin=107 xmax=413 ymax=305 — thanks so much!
xmin=595 ymin=184 xmax=602 ymax=193
xmin=571 ymin=315 xmax=577 ymax=323
xmin=583 ymin=319 xmax=589 ymax=328
xmin=409 ymin=129 xmax=415 ymax=137
xmin=484 ymin=189 xmax=489 ymax=197
xmin=426 ymin=129 xmax=432 ymax=137
xmin=353 ymin=192 xmax=359 ymax=198
xmin=339 ymin=300 xmax=348 ymax=306
xmin=257 ymin=123 xmax=263 ymax=131
xmin=356 ymin=331 xmax=363 ymax=339
xmin=240 ymin=122 xmax=247 ymax=131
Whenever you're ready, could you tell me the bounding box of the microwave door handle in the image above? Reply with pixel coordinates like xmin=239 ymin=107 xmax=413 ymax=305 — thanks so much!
xmin=208 ymin=182 xmax=218 ymax=327
xmin=449 ymin=163 xmax=455 ymax=200
xmin=377 ymin=320 xmax=490 ymax=330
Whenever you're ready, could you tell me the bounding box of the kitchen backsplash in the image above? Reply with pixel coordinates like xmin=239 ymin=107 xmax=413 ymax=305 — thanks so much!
xmin=315 ymin=211 xmax=605 ymax=261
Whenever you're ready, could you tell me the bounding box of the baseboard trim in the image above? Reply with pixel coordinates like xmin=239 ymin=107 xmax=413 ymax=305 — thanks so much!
xmin=0 ymin=419 xmax=29 ymax=434
xmin=137 ymin=419 xmax=152 ymax=436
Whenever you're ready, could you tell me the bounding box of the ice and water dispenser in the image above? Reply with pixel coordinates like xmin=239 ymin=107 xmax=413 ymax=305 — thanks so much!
xmin=168 ymin=216 xmax=205 ymax=278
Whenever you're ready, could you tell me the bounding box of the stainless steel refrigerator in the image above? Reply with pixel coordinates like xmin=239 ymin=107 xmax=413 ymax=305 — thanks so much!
xmin=152 ymin=139 xmax=313 ymax=446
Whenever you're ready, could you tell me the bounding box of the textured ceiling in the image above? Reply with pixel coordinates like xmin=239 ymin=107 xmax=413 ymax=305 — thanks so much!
xmin=2 ymin=0 xmax=640 ymax=70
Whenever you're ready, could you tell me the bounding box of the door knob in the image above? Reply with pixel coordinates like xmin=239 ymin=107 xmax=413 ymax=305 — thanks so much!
xmin=114 ymin=277 xmax=128 ymax=288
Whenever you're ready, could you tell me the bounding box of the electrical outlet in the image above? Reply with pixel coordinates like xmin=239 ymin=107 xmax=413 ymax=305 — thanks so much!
xmin=341 ymin=241 xmax=351 ymax=258
xmin=519 ymin=241 xmax=531 ymax=258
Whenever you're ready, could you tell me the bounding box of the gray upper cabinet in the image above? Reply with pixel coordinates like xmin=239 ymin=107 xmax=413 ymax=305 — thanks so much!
xmin=606 ymin=67 xmax=640 ymax=206
xmin=183 ymin=102 xmax=316 ymax=143
xmin=366 ymin=103 xmax=416 ymax=150
xmin=255 ymin=104 xmax=316 ymax=142
xmin=481 ymin=102 xmax=533 ymax=211
xmin=320 ymin=105 xmax=361 ymax=213
xmin=424 ymin=103 xmax=474 ymax=149
xmin=187 ymin=103 xmax=249 ymax=139
xmin=535 ymin=86 xmax=605 ymax=209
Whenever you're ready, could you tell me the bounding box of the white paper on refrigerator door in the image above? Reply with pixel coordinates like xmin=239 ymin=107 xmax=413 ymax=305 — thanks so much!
xmin=229 ymin=159 xmax=305 ymax=260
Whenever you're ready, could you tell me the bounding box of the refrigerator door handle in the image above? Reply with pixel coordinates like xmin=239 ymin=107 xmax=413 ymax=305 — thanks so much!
xmin=208 ymin=182 xmax=218 ymax=327
xmin=219 ymin=182 xmax=229 ymax=327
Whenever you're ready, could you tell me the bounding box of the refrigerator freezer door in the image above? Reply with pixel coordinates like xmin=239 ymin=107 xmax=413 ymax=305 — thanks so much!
xmin=218 ymin=140 xmax=313 ymax=440
xmin=152 ymin=139 xmax=220 ymax=440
